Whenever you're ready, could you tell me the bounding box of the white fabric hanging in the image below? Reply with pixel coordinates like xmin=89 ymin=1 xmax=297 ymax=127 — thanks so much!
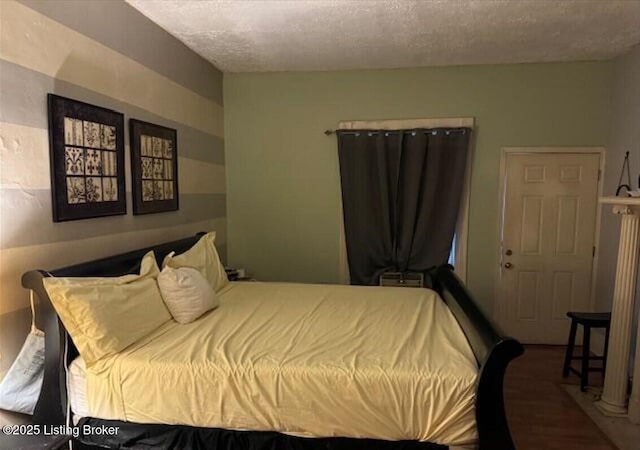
xmin=0 ymin=291 xmax=45 ymax=415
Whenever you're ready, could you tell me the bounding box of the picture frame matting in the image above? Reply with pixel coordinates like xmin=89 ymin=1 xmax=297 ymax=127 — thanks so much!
xmin=47 ymin=94 xmax=126 ymax=222
xmin=129 ymin=119 xmax=179 ymax=215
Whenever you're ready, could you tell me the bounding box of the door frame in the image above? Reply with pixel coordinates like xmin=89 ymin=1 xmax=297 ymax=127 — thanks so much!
xmin=493 ymin=146 xmax=606 ymax=332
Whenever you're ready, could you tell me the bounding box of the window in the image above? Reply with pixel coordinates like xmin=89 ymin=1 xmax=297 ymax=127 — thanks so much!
xmin=448 ymin=234 xmax=457 ymax=266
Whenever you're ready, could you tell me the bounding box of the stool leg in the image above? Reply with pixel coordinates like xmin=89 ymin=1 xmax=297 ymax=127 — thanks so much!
xmin=581 ymin=326 xmax=590 ymax=392
xmin=563 ymin=319 xmax=577 ymax=377
xmin=603 ymin=325 xmax=610 ymax=375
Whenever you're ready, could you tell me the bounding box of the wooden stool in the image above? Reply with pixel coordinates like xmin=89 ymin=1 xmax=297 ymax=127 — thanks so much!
xmin=562 ymin=312 xmax=611 ymax=391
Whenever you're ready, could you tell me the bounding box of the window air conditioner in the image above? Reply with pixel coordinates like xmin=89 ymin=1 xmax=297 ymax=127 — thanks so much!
xmin=379 ymin=272 xmax=424 ymax=288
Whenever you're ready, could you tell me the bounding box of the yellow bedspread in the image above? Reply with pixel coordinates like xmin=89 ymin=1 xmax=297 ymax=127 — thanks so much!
xmin=86 ymin=282 xmax=478 ymax=445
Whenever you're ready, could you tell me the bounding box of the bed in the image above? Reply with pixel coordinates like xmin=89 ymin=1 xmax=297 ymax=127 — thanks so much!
xmin=21 ymin=233 xmax=523 ymax=450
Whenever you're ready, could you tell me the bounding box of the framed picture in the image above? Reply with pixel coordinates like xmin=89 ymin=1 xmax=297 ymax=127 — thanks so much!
xmin=129 ymin=119 xmax=179 ymax=215
xmin=47 ymin=94 xmax=126 ymax=222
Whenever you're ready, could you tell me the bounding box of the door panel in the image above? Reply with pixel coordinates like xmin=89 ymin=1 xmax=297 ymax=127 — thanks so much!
xmin=516 ymin=271 xmax=541 ymax=320
xmin=520 ymin=196 xmax=544 ymax=255
xmin=556 ymin=196 xmax=579 ymax=255
xmin=551 ymin=271 xmax=574 ymax=319
xmin=499 ymin=152 xmax=600 ymax=344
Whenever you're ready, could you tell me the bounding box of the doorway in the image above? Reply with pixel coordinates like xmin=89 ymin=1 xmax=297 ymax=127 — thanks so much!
xmin=495 ymin=148 xmax=604 ymax=344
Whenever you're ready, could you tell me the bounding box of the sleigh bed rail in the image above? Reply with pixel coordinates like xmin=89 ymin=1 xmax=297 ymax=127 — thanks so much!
xmin=431 ymin=265 xmax=524 ymax=450
xmin=22 ymin=236 xmax=522 ymax=450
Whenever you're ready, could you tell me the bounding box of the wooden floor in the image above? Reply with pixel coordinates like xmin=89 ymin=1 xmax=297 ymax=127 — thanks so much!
xmin=504 ymin=345 xmax=617 ymax=450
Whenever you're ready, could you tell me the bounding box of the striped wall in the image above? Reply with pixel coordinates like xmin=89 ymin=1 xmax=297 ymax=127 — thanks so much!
xmin=0 ymin=0 xmax=226 ymax=374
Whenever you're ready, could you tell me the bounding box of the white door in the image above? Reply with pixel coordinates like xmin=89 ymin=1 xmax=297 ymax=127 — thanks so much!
xmin=498 ymin=152 xmax=601 ymax=344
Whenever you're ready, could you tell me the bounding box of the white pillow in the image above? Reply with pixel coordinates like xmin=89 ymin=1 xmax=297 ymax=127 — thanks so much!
xmin=163 ymin=231 xmax=229 ymax=292
xmin=157 ymin=266 xmax=219 ymax=324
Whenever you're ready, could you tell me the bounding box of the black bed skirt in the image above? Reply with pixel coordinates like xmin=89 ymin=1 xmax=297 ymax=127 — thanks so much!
xmin=74 ymin=417 xmax=448 ymax=450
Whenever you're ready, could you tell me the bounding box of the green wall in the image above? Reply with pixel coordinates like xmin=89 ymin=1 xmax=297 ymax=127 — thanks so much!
xmin=224 ymin=62 xmax=611 ymax=313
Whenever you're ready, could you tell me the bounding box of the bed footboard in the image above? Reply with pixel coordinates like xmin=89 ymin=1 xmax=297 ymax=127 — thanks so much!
xmin=431 ymin=265 xmax=523 ymax=450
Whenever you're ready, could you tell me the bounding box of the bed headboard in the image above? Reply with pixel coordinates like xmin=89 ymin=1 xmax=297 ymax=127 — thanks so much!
xmin=21 ymin=232 xmax=205 ymax=425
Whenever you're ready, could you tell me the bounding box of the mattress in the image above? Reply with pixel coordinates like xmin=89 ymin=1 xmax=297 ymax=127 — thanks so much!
xmin=78 ymin=282 xmax=478 ymax=446
xmin=68 ymin=356 xmax=89 ymax=421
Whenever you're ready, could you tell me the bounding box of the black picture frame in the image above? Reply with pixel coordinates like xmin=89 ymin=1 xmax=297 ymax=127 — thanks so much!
xmin=47 ymin=94 xmax=126 ymax=222
xmin=129 ymin=119 xmax=179 ymax=215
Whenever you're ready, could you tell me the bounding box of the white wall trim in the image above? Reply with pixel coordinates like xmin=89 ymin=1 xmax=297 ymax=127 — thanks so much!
xmin=337 ymin=117 xmax=475 ymax=283
xmin=493 ymin=146 xmax=606 ymax=329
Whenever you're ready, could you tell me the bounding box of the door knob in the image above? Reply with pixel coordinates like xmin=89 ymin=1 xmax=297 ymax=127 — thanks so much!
xmin=504 ymin=262 xmax=513 ymax=269
xmin=505 ymin=249 xmax=513 ymax=256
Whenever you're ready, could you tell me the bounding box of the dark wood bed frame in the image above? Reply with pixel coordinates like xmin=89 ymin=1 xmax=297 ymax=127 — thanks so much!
xmin=21 ymin=233 xmax=523 ymax=450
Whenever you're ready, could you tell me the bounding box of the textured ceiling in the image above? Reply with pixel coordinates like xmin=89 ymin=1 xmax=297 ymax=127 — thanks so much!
xmin=126 ymin=0 xmax=640 ymax=73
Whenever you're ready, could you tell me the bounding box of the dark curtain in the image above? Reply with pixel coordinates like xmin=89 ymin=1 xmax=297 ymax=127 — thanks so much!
xmin=337 ymin=128 xmax=470 ymax=285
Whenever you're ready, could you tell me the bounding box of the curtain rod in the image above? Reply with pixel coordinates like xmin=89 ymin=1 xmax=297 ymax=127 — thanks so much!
xmin=323 ymin=129 xmax=468 ymax=136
